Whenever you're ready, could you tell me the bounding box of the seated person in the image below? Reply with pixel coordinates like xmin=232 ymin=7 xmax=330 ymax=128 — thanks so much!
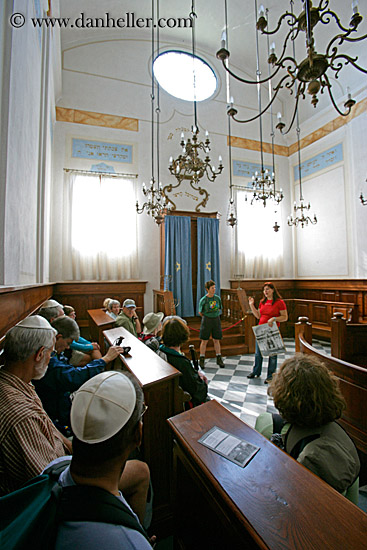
xmin=106 ymin=299 xmax=121 ymax=320
xmin=38 ymin=299 xmax=64 ymax=323
xmin=257 ymin=354 xmax=360 ymax=495
xmin=53 ymin=371 xmax=152 ymax=548
xmin=159 ymin=317 xmax=208 ymax=407
xmin=140 ymin=312 xmax=164 ymax=352
xmin=0 ymin=316 xmax=71 ymax=495
xmin=103 ymin=297 xmax=112 ymax=310
xmin=115 ymin=299 xmax=142 ymax=336
xmin=33 ymin=316 xmax=124 ymax=434
xmin=63 ymin=305 xmax=102 ymax=366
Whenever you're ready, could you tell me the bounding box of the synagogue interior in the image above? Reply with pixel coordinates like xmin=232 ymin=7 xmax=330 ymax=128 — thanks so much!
xmin=1 ymin=0 xmax=367 ymax=547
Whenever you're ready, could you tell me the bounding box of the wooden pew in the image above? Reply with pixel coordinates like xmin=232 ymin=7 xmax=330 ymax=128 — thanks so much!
xmin=296 ymin=318 xmax=367 ymax=460
xmin=286 ymin=298 xmax=359 ymax=340
xmin=87 ymin=308 xmax=115 ymax=353
xmin=168 ymin=400 xmax=367 ymax=550
xmin=103 ymin=326 xmax=185 ymax=532
xmin=331 ymin=312 xmax=367 ymax=367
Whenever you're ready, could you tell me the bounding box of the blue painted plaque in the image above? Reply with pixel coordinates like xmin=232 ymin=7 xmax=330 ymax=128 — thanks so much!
xmin=72 ymin=139 xmax=132 ymax=163
xmin=233 ymin=160 xmax=273 ymax=181
xmin=294 ymin=143 xmax=343 ymax=182
xmin=90 ymin=162 xmax=116 ymax=173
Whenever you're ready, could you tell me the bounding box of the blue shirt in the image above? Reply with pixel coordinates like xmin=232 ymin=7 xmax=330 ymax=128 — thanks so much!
xmin=33 ymin=354 xmax=106 ymax=428
xmin=47 ymin=457 xmax=152 ymax=550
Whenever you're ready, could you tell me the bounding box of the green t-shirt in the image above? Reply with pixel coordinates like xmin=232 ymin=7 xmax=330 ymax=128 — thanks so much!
xmin=199 ymin=294 xmax=222 ymax=318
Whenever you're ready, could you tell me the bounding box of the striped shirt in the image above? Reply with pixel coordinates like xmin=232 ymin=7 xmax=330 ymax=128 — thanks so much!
xmin=0 ymin=369 xmax=69 ymax=495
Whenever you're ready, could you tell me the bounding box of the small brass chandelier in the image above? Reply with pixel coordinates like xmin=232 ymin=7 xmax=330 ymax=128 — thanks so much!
xmin=217 ymin=0 xmax=366 ymax=131
xmin=288 ymin=120 xmax=317 ymax=228
xmin=244 ymin=3 xmax=284 ymax=208
xmin=226 ymin=114 xmax=237 ymax=227
xmin=360 ymin=179 xmax=367 ymax=205
xmin=165 ymin=1 xmax=224 ymax=212
xmin=136 ymin=0 xmax=169 ymax=225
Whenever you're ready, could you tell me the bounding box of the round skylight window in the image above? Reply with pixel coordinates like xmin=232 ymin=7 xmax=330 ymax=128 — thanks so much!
xmin=153 ymin=50 xmax=217 ymax=102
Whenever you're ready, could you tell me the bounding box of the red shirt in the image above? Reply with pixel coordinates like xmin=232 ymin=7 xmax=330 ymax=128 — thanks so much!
xmin=259 ymin=299 xmax=287 ymax=326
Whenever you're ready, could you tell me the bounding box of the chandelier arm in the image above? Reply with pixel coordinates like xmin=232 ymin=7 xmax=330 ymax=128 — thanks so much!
xmin=329 ymin=54 xmax=367 ymax=75
xmin=220 ymin=57 xmax=283 ymax=85
xmin=259 ymin=10 xmax=297 ymax=36
xmin=189 ymin=180 xmax=209 ymax=212
xmin=319 ymin=10 xmax=353 ymax=34
xmin=229 ymin=74 xmax=292 ymax=124
xmin=324 ymin=75 xmax=353 ymax=117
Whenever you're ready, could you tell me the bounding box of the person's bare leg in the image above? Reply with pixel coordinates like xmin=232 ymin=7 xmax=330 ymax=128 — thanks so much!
xmin=213 ymin=339 xmax=221 ymax=355
xmin=118 ymin=459 xmax=150 ymax=524
xmin=200 ymin=339 xmax=208 ymax=356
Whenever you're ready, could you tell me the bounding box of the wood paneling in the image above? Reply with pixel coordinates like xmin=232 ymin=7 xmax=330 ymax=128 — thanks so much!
xmin=53 ymin=281 xmax=147 ymax=330
xmin=0 ymin=284 xmax=54 ymax=345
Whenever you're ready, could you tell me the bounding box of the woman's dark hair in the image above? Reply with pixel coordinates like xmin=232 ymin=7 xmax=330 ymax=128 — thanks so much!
xmin=162 ymin=317 xmax=190 ymax=348
xmin=260 ymin=281 xmax=282 ymax=304
xmin=63 ymin=305 xmax=75 ymax=316
xmin=269 ymin=354 xmax=346 ymax=427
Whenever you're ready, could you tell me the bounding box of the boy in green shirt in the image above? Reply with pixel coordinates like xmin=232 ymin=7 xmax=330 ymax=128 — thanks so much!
xmin=198 ymin=280 xmax=225 ymax=369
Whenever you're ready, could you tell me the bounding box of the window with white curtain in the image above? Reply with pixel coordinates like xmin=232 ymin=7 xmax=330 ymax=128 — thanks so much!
xmin=64 ymin=173 xmax=138 ymax=280
xmin=235 ymin=189 xmax=284 ymax=278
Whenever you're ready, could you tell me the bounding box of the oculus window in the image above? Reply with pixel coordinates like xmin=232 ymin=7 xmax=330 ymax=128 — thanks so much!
xmin=153 ymin=51 xmax=217 ymax=101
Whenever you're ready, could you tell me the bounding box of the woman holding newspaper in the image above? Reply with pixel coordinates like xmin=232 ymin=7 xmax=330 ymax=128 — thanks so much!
xmin=247 ymin=282 xmax=288 ymax=384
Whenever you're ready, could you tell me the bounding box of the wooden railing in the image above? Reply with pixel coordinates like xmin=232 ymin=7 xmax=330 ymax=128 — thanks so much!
xmin=285 ymin=298 xmax=359 ymax=339
xmin=331 ymin=312 xmax=367 ymax=367
xmin=153 ymin=289 xmax=176 ymax=316
xmin=296 ymin=316 xmax=367 ymax=458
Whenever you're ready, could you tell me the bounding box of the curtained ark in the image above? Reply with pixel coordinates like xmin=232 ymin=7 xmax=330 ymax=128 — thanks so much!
xmin=164 ymin=216 xmax=195 ymax=317
xmin=196 ymin=218 xmax=221 ymax=314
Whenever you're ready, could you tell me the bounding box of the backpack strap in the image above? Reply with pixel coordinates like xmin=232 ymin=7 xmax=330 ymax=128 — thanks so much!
xmin=58 ymin=485 xmax=152 ymax=545
xmin=283 ymin=425 xmax=322 ymax=459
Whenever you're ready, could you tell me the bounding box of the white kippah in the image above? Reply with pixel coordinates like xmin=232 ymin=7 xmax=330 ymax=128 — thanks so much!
xmin=16 ymin=315 xmax=54 ymax=330
xmin=40 ymin=299 xmax=62 ymax=308
xmin=71 ymin=371 xmax=137 ymax=444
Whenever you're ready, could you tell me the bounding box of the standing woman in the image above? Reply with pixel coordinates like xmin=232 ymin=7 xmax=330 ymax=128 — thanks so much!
xmin=247 ymin=282 xmax=288 ymax=384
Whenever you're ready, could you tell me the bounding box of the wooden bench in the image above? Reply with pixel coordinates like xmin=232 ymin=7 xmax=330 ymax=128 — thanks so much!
xmin=331 ymin=312 xmax=367 ymax=367
xmin=296 ymin=317 xmax=367 ymax=484
xmin=286 ymin=298 xmax=359 ymax=339
xmin=87 ymin=308 xmax=115 ymax=353
xmin=103 ymin=326 xmax=185 ymax=532
xmin=168 ymin=400 xmax=367 ymax=550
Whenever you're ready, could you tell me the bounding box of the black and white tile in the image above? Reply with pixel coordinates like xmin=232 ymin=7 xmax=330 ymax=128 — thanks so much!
xmin=205 ymin=338 xmax=331 ymax=428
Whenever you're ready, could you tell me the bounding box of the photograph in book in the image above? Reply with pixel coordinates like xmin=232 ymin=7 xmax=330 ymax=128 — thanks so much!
xmin=252 ymin=323 xmax=286 ymax=357
xmin=198 ymin=426 xmax=260 ymax=468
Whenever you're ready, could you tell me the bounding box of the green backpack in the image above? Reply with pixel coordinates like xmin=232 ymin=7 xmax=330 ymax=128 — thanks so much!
xmin=1 ymin=460 xmax=151 ymax=549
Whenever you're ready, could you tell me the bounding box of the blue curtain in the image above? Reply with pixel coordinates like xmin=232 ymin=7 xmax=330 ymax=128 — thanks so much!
xmin=196 ymin=218 xmax=221 ymax=313
xmin=164 ymin=216 xmax=195 ymax=317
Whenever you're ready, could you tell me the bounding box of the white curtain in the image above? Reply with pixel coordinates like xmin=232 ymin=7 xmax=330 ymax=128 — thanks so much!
xmin=234 ymin=189 xmax=284 ymax=278
xmin=58 ymin=172 xmax=138 ymax=280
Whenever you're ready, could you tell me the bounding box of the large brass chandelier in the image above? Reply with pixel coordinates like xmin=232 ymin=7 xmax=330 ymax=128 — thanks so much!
xmin=165 ymin=1 xmax=224 ymax=212
xmin=217 ymin=0 xmax=366 ymax=132
xmin=136 ymin=0 xmax=170 ymax=225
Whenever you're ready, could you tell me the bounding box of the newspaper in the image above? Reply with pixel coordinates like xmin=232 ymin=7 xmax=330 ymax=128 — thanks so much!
xmin=252 ymin=323 xmax=286 ymax=357
xmin=198 ymin=426 xmax=260 ymax=468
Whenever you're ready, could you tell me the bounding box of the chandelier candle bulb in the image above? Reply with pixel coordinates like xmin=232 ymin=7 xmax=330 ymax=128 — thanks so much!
xmin=259 ymin=4 xmax=265 ymax=18
xmin=221 ymin=29 xmax=227 ymax=49
xmin=270 ymin=42 xmax=276 ymax=54
xmin=352 ymin=1 xmax=359 ymax=15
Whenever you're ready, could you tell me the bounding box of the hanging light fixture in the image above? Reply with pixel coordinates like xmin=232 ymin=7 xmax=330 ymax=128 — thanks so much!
xmin=248 ymin=1 xmax=284 ymax=208
xmin=217 ymin=0 xmax=365 ymax=131
xmin=136 ymin=0 xmax=169 ymax=225
xmin=360 ymin=179 xmax=367 ymax=205
xmin=226 ymin=114 xmax=237 ymax=227
xmin=287 ymin=114 xmax=317 ymax=228
xmin=164 ymin=0 xmax=224 ymax=212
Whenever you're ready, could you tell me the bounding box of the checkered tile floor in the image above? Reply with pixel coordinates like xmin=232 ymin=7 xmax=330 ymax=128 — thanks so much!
xmin=204 ymin=338 xmax=331 ymax=428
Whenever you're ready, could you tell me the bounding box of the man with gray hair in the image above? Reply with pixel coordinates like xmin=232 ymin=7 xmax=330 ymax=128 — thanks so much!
xmin=53 ymin=371 xmax=152 ymax=549
xmin=0 ymin=316 xmax=72 ymax=496
xmin=38 ymin=299 xmax=64 ymax=323
xmin=34 ymin=316 xmax=124 ymax=433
